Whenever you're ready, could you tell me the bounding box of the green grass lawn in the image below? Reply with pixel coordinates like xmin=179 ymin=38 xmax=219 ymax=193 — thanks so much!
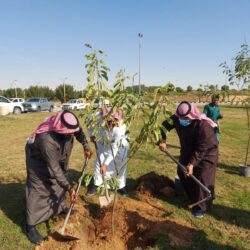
xmin=0 ymin=107 xmax=249 ymax=250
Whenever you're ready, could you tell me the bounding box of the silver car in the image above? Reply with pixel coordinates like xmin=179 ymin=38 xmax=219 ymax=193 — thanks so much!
xmin=22 ymin=98 xmax=54 ymax=112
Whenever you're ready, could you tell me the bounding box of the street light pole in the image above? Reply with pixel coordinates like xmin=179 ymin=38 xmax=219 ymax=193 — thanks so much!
xmin=15 ymin=84 xmax=17 ymax=98
xmin=132 ymin=73 xmax=138 ymax=94
xmin=63 ymin=77 xmax=68 ymax=103
xmin=138 ymin=33 xmax=143 ymax=95
xmin=11 ymin=80 xmax=18 ymax=98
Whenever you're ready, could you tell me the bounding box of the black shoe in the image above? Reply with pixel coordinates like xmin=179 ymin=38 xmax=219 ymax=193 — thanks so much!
xmin=192 ymin=210 xmax=205 ymax=218
xmin=85 ymin=180 xmax=98 ymax=197
xmin=25 ymin=224 xmax=44 ymax=244
xmin=60 ymin=207 xmax=76 ymax=215
xmin=117 ymin=187 xmax=128 ymax=196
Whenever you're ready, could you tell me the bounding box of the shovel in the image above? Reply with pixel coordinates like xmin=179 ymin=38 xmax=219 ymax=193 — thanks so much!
xmin=163 ymin=149 xmax=212 ymax=209
xmin=94 ymin=141 xmax=114 ymax=207
xmin=52 ymin=157 xmax=89 ymax=241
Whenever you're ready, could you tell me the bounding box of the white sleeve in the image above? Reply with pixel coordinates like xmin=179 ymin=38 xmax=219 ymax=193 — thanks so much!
xmin=103 ymin=128 xmax=120 ymax=166
xmin=88 ymin=111 xmax=102 ymax=137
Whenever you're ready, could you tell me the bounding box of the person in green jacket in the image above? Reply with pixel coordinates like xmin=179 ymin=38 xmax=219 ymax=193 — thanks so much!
xmin=203 ymin=95 xmax=223 ymax=142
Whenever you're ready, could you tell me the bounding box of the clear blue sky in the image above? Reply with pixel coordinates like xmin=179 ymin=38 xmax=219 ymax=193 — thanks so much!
xmin=0 ymin=0 xmax=249 ymax=90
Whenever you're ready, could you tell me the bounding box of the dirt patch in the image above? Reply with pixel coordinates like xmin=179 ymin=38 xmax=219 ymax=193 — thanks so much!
xmin=136 ymin=171 xmax=175 ymax=197
xmin=37 ymin=192 xmax=195 ymax=250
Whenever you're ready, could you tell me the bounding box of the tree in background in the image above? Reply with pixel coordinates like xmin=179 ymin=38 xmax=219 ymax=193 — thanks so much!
xmin=195 ymin=86 xmax=205 ymax=102
xmin=220 ymin=43 xmax=250 ymax=90
xmin=221 ymin=85 xmax=229 ymax=91
xmin=128 ymin=84 xmax=147 ymax=95
xmin=75 ymin=90 xmax=87 ymax=99
xmin=194 ymin=84 xmax=216 ymax=102
xmin=2 ymin=88 xmax=24 ymax=98
xmin=40 ymin=86 xmax=55 ymax=100
xmin=55 ymin=84 xmax=76 ymax=103
xmin=175 ymin=87 xmax=184 ymax=93
xmin=220 ymin=43 xmax=250 ymax=168
xmin=186 ymin=85 xmax=193 ymax=92
xmin=220 ymin=85 xmax=230 ymax=102
xmin=22 ymin=86 xmax=54 ymax=100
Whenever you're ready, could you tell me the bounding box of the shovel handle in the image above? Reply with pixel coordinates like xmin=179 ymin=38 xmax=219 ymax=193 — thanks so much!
xmin=164 ymin=150 xmax=211 ymax=195
xmin=94 ymin=142 xmax=111 ymax=201
xmin=104 ymin=179 xmax=111 ymax=202
xmin=59 ymin=157 xmax=89 ymax=235
xmin=59 ymin=201 xmax=74 ymax=235
xmin=163 ymin=150 xmax=212 ymax=209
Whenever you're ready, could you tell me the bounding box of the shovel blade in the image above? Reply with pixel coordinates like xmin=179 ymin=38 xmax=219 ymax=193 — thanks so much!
xmin=99 ymin=194 xmax=114 ymax=207
xmin=50 ymin=231 xmax=80 ymax=242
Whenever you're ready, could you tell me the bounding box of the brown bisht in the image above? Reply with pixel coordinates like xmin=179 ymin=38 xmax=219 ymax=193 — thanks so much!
xmin=161 ymin=114 xmax=218 ymax=212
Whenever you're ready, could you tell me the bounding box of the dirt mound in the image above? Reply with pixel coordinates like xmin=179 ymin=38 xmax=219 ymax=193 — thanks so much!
xmin=136 ymin=171 xmax=175 ymax=197
xmin=37 ymin=193 xmax=195 ymax=250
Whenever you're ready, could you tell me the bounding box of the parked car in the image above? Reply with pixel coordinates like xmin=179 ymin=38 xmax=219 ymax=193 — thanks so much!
xmin=92 ymin=97 xmax=110 ymax=109
xmin=9 ymin=98 xmax=25 ymax=104
xmin=0 ymin=96 xmax=23 ymax=114
xmin=22 ymin=98 xmax=54 ymax=112
xmin=61 ymin=99 xmax=89 ymax=111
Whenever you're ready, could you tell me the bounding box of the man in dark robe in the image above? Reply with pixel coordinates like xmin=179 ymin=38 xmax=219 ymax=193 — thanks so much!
xmin=25 ymin=110 xmax=92 ymax=244
xmin=159 ymin=101 xmax=218 ymax=218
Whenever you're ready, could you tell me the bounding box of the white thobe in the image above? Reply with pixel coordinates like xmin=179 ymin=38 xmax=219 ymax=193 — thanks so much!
xmin=93 ymin=123 xmax=129 ymax=189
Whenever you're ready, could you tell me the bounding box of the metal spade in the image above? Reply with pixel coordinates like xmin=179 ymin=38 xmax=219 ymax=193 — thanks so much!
xmin=94 ymin=141 xmax=114 ymax=207
xmin=52 ymin=157 xmax=89 ymax=241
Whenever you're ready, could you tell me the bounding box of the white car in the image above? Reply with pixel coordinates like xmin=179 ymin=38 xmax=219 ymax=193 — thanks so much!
xmin=0 ymin=96 xmax=24 ymax=114
xmin=9 ymin=98 xmax=25 ymax=104
xmin=61 ymin=99 xmax=89 ymax=111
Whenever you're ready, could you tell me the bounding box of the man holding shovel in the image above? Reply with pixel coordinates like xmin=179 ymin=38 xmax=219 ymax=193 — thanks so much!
xmin=159 ymin=101 xmax=218 ymax=218
xmin=25 ymin=111 xmax=92 ymax=244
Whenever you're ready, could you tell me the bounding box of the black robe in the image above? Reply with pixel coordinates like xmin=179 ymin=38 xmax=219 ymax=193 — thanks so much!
xmin=25 ymin=128 xmax=89 ymax=226
xmin=161 ymin=115 xmax=218 ymax=212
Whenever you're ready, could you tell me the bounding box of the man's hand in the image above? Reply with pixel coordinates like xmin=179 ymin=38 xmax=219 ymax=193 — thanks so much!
xmin=159 ymin=143 xmax=167 ymax=152
xmin=69 ymin=188 xmax=77 ymax=203
xmin=100 ymin=164 xmax=107 ymax=176
xmin=90 ymin=136 xmax=96 ymax=142
xmin=184 ymin=164 xmax=194 ymax=177
xmin=85 ymin=150 xmax=93 ymax=159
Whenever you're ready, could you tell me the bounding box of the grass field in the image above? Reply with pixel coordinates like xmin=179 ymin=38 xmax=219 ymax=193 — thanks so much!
xmin=0 ymin=106 xmax=249 ymax=250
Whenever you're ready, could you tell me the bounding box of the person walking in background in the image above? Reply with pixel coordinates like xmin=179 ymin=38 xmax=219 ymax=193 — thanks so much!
xmin=159 ymin=101 xmax=218 ymax=218
xmin=25 ymin=111 xmax=92 ymax=244
xmin=203 ymin=95 xmax=223 ymax=142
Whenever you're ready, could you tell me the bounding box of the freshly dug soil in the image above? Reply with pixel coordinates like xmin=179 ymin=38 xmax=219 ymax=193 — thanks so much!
xmin=36 ymin=173 xmax=195 ymax=250
xmin=136 ymin=171 xmax=176 ymax=197
xmin=37 ymin=197 xmax=194 ymax=250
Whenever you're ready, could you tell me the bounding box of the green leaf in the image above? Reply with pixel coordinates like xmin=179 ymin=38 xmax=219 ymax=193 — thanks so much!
xmin=100 ymin=59 xmax=106 ymax=65
xmin=85 ymin=43 xmax=92 ymax=48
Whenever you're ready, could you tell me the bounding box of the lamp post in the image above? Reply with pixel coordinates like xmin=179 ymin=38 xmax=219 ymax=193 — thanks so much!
xmin=11 ymin=80 xmax=18 ymax=98
xmin=138 ymin=33 xmax=143 ymax=95
xmin=63 ymin=77 xmax=68 ymax=103
xmin=132 ymin=73 xmax=138 ymax=94
xmin=81 ymin=84 xmax=84 ymax=97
